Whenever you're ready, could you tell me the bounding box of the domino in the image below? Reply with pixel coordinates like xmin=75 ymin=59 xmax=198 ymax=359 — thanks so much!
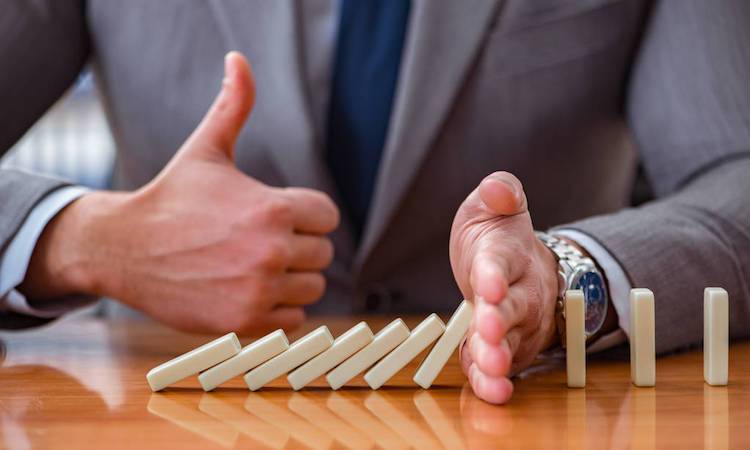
xmin=287 ymin=322 xmax=373 ymax=390
xmin=326 ymin=319 xmax=411 ymax=390
xmin=704 ymin=287 xmax=729 ymax=386
xmin=364 ymin=314 xmax=445 ymax=390
xmin=565 ymin=290 xmax=586 ymax=388
xmin=630 ymin=288 xmax=656 ymax=387
xmin=198 ymin=330 xmax=289 ymax=391
xmin=244 ymin=326 xmax=333 ymax=391
xmin=147 ymin=332 xmax=241 ymax=392
xmin=413 ymin=300 xmax=473 ymax=389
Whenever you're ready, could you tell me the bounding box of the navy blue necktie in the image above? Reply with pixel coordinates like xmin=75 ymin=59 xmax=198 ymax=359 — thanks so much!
xmin=326 ymin=0 xmax=411 ymax=239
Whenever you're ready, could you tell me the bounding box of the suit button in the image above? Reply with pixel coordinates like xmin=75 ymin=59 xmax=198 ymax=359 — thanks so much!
xmin=363 ymin=286 xmax=402 ymax=312
xmin=365 ymin=292 xmax=382 ymax=311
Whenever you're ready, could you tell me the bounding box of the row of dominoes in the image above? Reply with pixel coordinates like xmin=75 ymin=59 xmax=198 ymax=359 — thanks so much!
xmin=565 ymin=287 xmax=729 ymax=388
xmin=147 ymin=300 xmax=473 ymax=392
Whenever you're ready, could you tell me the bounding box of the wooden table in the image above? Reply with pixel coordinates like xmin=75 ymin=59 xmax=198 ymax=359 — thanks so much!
xmin=1 ymin=317 xmax=748 ymax=449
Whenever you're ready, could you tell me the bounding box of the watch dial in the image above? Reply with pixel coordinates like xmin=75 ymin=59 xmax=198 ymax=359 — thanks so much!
xmin=575 ymin=272 xmax=607 ymax=335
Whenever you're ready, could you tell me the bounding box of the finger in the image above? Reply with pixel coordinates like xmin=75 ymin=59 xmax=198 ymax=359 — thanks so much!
xmin=244 ymin=306 xmax=306 ymax=335
xmin=460 ymin=331 xmax=475 ymax=377
xmin=278 ymin=272 xmax=326 ymax=306
xmin=469 ymin=247 xmax=524 ymax=304
xmin=478 ymin=171 xmax=528 ymax=216
xmin=475 ymin=294 xmax=526 ymax=345
xmin=470 ymin=334 xmax=512 ymax=378
xmin=468 ymin=363 xmax=515 ymax=405
xmin=288 ymin=235 xmax=334 ymax=271
xmin=283 ymin=187 xmax=340 ymax=234
xmin=186 ymin=51 xmax=256 ymax=161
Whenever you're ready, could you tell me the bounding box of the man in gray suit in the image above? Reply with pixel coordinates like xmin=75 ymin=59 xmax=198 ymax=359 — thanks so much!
xmin=1 ymin=0 xmax=749 ymax=404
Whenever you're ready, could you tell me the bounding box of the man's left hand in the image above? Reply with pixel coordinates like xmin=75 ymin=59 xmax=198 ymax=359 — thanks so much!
xmin=450 ymin=171 xmax=560 ymax=404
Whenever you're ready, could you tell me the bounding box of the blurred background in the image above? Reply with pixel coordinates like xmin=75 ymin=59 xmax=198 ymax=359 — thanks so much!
xmin=0 ymin=71 xmax=115 ymax=189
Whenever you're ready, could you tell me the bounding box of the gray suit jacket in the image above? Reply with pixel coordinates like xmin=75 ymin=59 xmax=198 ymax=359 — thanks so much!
xmin=1 ymin=0 xmax=749 ymax=353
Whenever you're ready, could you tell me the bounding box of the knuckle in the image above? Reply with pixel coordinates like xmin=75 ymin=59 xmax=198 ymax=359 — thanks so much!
xmin=261 ymin=196 xmax=294 ymax=227
xmin=305 ymin=274 xmax=327 ymax=300
xmin=318 ymin=238 xmax=335 ymax=267
xmin=257 ymin=240 xmax=289 ymax=271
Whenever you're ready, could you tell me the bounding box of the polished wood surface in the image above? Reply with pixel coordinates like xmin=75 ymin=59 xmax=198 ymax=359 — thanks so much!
xmin=1 ymin=316 xmax=748 ymax=449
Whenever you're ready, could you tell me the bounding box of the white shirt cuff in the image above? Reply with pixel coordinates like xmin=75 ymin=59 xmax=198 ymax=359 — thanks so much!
xmin=552 ymin=228 xmax=632 ymax=353
xmin=0 ymin=186 xmax=93 ymax=318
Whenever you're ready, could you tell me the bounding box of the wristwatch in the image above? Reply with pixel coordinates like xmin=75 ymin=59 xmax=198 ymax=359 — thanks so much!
xmin=536 ymin=232 xmax=609 ymax=345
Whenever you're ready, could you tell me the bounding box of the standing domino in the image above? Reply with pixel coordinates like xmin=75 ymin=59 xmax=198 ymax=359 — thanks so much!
xmin=413 ymin=300 xmax=473 ymax=389
xmin=244 ymin=326 xmax=333 ymax=391
xmin=326 ymin=319 xmax=410 ymax=390
xmin=565 ymin=290 xmax=586 ymax=388
xmin=364 ymin=314 xmax=445 ymax=390
xmin=147 ymin=332 xmax=241 ymax=392
xmin=198 ymin=330 xmax=289 ymax=391
xmin=287 ymin=322 xmax=374 ymax=390
xmin=630 ymin=288 xmax=656 ymax=387
xmin=704 ymin=287 xmax=729 ymax=386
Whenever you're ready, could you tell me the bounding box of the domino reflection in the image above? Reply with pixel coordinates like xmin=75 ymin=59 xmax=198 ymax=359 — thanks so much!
xmin=148 ymin=388 xmax=474 ymax=450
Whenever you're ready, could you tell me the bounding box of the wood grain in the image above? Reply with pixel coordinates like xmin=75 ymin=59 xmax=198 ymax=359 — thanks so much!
xmin=1 ymin=317 xmax=748 ymax=449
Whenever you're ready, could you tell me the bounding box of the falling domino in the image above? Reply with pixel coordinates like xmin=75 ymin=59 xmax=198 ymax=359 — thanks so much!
xmin=244 ymin=326 xmax=333 ymax=391
xmin=326 ymin=319 xmax=411 ymax=390
xmin=198 ymin=330 xmax=290 ymax=391
xmin=704 ymin=287 xmax=729 ymax=386
xmin=630 ymin=288 xmax=656 ymax=387
xmin=287 ymin=322 xmax=374 ymax=390
xmin=565 ymin=290 xmax=586 ymax=388
xmin=413 ymin=300 xmax=473 ymax=389
xmin=147 ymin=332 xmax=241 ymax=392
xmin=364 ymin=314 xmax=445 ymax=390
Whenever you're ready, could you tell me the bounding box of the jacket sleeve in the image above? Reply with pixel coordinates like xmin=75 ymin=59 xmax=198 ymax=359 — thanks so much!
xmin=564 ymin=0 xmax=750 ymax=354
xmin=0 ymin=0 xmax=91 ymax=327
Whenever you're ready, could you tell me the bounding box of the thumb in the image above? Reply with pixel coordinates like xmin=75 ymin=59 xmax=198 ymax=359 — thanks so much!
xmin=183 ymin=51 xmax=256 ymax=162
xmin=478 ymin=172 xmax=528 ymax=217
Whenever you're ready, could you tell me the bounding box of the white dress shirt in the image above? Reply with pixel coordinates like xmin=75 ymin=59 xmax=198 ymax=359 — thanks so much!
xmin=0 ymin=186 xmax=91 ymax=317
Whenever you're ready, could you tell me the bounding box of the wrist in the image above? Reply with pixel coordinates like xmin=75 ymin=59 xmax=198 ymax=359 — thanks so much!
xmin=552 ymin=234 xmax=619 ymax=341
xmin=20 ymin=191 xmax=127 ymax=300
xmin=536 ymin=237 xmax=562 ymax=351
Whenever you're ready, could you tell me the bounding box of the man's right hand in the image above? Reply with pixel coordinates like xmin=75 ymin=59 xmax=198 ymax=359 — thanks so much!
xmin=21 ymin=52 xmax=340 ymax=335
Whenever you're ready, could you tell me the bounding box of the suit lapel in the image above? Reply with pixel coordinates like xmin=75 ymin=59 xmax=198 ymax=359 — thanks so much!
xmin=356 ymin=0 xmax=502 ymax=268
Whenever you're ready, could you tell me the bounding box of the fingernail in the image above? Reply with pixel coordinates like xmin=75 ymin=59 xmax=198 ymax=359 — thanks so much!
xmin=498 ymin=179 xmax=520 ymax=203
xmin=223 ymin=52 xmax=236 ymax=83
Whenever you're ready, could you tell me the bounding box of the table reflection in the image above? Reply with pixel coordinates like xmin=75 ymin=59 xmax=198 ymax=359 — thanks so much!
xmin=0 ymin=365 xmax=110 ymax=449
xmin=143 ymin=381 xmax=732 ymax=450
xmin=704 ymin=385 xmax=729 ymax=450
xmin=146 ymin=389 xmax=469 ymax=449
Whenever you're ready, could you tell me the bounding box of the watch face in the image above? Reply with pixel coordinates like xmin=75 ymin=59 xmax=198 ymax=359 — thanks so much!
xmin=573 ymin=270 xmax=608 ymax=336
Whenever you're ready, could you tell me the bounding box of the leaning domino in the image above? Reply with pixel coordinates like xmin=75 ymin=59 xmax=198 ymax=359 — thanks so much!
xmin=326 ymin=319 xmax=410 ymax=390
xmin=147 ymin=332 xmax=241 ymax=392
xmin=704 ymin=287 xmax=729 ymax=386
xmin=565 ymin=290 xmax=586 ymax=388
xmin=287 ymin=322 xmax=374 ymax=390
xmin=198 ymin=330 xmax=289 ymax=391
xmin=244 ymin=326 xmax=333 ymax=391
xmin=630 ymin=288 xmax=656 ymax=387
xmin=364 ymin=314 xmax=445 ymax=390
xmin=413 ymin=300 xmax=473 ymax=389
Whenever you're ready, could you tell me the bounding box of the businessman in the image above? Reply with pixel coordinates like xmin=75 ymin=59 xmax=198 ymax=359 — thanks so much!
xmin=1 ymin=0 xmax=749 ymax=404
